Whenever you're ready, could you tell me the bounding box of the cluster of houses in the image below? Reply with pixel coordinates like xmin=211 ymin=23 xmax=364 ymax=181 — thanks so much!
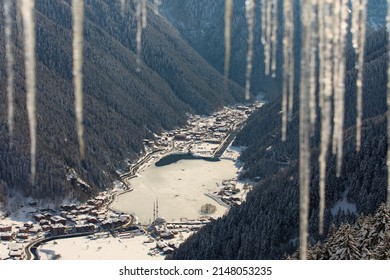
xmin=211 ymin=180 xmax=253 ymax=207
xmin=0 ymin=221 xmax=41 ymax=242
xmin=0 ymin=191 xmax=133 ymax=259
xmin=0 ymin=222 xmax=40 ymax=259
xmin=147 ymin=217 xmax=210 ymax=256
xmin=31 ymin=193 xmax=131 ymax=236
xmin=7 ymin=243 xmax=24 ymax=260
xmin=143 ymin=104 xmax=260 ymax=153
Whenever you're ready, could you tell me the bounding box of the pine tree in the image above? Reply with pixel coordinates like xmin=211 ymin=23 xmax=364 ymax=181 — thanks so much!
xmin=325 ymin=224 xmax=361 ymax=260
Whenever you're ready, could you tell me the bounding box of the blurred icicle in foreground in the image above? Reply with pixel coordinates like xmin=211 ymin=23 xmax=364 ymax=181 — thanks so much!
xmin=72 ymin=0 xmax=85 ymax=159
xmin=136 ymin=0 xmax=147 ymax=71
xmin=281 ymin=0 xmax=294 ymax=141
xmin=245 ymin=0 xmax=255 ymax=100
xmin=21 ymin=0 xmax=37 ymax=183
xmin=387 ymin=0 xmax=390 ymax=205
xmin=352 ymin=0 xmax=367 ymax=152
xmin=298 ymin=0 xmax=314 ymax=260
xmin=224 ymin=0 xmax=233 ymax=78
xmin=4 ymin=0 xmax=15 ymax=140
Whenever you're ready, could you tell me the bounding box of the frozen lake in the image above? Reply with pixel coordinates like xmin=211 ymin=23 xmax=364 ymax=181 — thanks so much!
xmin=112 ymin=157 xmax=239 ymax=224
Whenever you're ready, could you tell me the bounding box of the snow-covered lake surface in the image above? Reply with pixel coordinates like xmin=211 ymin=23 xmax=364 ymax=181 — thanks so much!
xmin=112 ymin=158 xmax=239 ymax=224
xmin=37 ymin=235 xmax=165 ymax=260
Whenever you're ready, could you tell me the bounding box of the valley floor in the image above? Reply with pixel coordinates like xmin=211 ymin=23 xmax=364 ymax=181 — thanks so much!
xmin=0 ymin=103 xmax=261 ymax=260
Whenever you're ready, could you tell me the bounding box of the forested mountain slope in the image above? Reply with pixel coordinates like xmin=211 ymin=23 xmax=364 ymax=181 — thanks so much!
xmin=161 ymin=0 xmax=387 ymax=99
xmin=367 ymin=0 xmax=387 ymax=31
xmin=0 ymin=0 xmax=244 ymax=204
xmin=170 ymin=29 xmax=388 ymax=260
xmin=161 ymin=0 xmax=282 ymax=97
xmin=290 ymin=204 xmax=390 ymax=260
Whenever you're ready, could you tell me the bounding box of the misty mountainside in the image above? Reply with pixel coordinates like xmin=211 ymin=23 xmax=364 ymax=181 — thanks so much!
xmin=170 ymin=28 xmax=388 ymax=260
xmin=161 ymin=0 xmax=387 ymax=99
xmin=367 ymin=0 xmax=387 ymax=31
xmin=0 ymin=0 xmax=244 ymax=204
xmin=161 ymin=0 xmax=283 ymax=97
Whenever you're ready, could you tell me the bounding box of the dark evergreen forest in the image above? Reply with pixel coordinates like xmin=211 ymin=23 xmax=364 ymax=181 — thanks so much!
xmin=170 ymin=28 xmax=388 ymax=260
xmin=0 ymin=0 xmax=244 ymax=203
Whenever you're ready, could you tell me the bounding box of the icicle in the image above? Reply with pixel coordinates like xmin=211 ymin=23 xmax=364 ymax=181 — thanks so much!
xmin=141 ymin=0 xmax=147 ymax=28
xmin=260 ymin=0 xmax=267 ymax=48
xmin=387 ymin=0 xmax=390 ymax=204
xmin=298 ymin=0 xmax=313 ymax=260
xmin=136 ymin=0 xmax=141 ymax=61
xmin=224 ymin=0 xmax=233 ymax=78
xmin=20 ymin=0 xmax=37 ymax=183
xmin=317 ymin=0 xmax=336 ymax=235
xmin=281 ymin=0 xmax=294 ymax=141
xmin=270 ymin=0 xmax=278 ymax=78
xmin=264 ymin=0 xmax=272 ymax=76
xmin=352 ymin=0 xmax=367 ymax=152
xmin=120 ymin=0 xmax=126 ymax=14
xmin=153 ymin=0 xmax=161 ymax=15
xmin=16 ymin=0 xmax=23 ymax=42
xmin=308 ymin=1 xmax=318 ymax=135
xmin=4 ymin=0 xmax=15 ymax=140
xmin=72 ymin=0 xmax=85 ymax=159
xmin=135 ymin=0 xmax=147 ymax=70
xmin=244 ymin=0 xmax=255 ymax=100
xmin=332 ymin=0 xmax=349 ymax=177
xmin=317 ymin=0 xmax=326 ymax=236
xmin=331 ymin=0 xmax=341 ymax=155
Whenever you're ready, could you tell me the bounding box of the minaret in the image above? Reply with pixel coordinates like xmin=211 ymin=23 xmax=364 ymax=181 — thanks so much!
xmin=153 ymin=201 xmax=156 ymax=222
xmin=156 ymin=198 xmax=159 ymax=219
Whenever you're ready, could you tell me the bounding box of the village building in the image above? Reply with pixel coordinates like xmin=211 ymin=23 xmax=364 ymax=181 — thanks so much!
xmin=101 ymin=219 xmax=114 ymax=230
xmin=174 ymin=134 xmax=187 ymax=141
xmin=39 ymin=219 xmax=50 ymax=226
xmin=29 ymin=226 xmax=42 ymax=235
xmin=0 ymin=224 xmax=12 ymax=232
xmin=7 ymin=243 xmax=24 ymax=259
xmin=16 ymin=233 xmax=29 ymax=240
xmin=74 ymin=223 xmax=95 ymax=233
xmin=160 ymin=231 xmax=174 ymax=239
xmin=41 ymin=225 xmax=51 ymax=232
xmin=86 ymin=216 xmax=98 ymax=224
xmin=0 ymin=232 xmax=15 ymax=241
xmin=162 ymin=246 xmax=174 ymax=255
xmin=60 ymin=211 xmax=68 ymax=218
xmin=9 ymin=250 xmax=24 ymax=259
xmin=24 ymin=221 xmax=34 ymax=229
xmin=18 ymin=226 xmax=29 ymax=233
xmin=90 ymin=210 xmax=98 ymax=216
xmin=43 ymin=212 xmax=52 ymax=219
xmin=50 ymin=224 xmax=67 ymax=235
xmin=50 ymin=216 xmax=67 ymax=225
xmin=119 ymin=215 xmax=131 ymax=224
xmin=33 ymin=213 xmax=45 ymax=222
xmin=156 ymin=241 xmax=166 ymax=249
xmin=60 ymin=204 xmax=77 ymax=211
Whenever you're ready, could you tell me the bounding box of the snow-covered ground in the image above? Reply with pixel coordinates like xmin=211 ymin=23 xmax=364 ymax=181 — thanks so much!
xmin=112 ymin=159 xmax=238 ymax=224
xmin=331 ymin=188 xmax=358 ymax=216
xmin=1 ymin=104 xmax=261 ymax=260
xmin=37 ymin=235 xmax=165 ymax=260
xmin=37 ymin=231 xmax=195 ymax=260
xmin=220 ymin=145 xmax=246 ymax=162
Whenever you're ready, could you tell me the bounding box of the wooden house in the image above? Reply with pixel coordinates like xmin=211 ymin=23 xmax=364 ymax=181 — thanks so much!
xmin=0 ymin=224 xmax=12 ymax=232
xmin=1 ymin=232 xmax=15 ymax=241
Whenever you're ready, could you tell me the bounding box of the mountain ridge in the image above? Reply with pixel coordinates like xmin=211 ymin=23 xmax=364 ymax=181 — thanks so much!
xmin=0 ymin=0 xmax=244 ymax=204
xmin=169 ymin=27 xmax=388 ymax=260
